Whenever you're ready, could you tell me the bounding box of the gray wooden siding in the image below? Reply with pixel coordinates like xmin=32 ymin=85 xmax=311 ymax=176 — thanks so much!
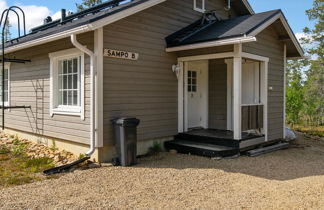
xmin=102 ymin=0 xmax=235 ymax=145
xmin=2 ymin=32 xmax=94 ymax=145
xmin=208 ymin=59 xmax=227 ymax=129
xmin=243 ymin=25 xmax=284 ymax=140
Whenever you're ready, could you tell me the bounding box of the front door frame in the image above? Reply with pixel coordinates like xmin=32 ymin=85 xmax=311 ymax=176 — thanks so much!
xmin=176 ymin=45 xmax=269 ymax=141
xmin=184 ymin=60 xmax=209 ymax=131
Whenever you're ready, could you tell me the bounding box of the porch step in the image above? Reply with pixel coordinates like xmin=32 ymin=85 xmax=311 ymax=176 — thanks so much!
xmin=175 ymin=133 xmax=240 ymax=148
xmin=164 ymin=139 xmax=239 ymax=158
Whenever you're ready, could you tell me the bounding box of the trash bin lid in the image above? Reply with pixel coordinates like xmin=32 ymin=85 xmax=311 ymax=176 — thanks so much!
xmin=111 ymin=117 xmax=140 ymax=127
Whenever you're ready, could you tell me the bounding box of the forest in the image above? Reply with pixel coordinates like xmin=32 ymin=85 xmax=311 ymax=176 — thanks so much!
xmin=286 ymin=0 xmax=323 ymax=136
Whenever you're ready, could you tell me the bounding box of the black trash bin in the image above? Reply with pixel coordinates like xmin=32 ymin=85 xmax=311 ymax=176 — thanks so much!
xmin=111 ymin=117 xmax=140 ymax=166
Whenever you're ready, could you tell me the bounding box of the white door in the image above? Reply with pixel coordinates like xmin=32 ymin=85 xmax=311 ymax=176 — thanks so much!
xmin=185 ymin=61 xmax=208 ymax=130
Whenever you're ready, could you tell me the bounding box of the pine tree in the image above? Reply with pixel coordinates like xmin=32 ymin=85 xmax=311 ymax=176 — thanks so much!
xmin=302 ymin=0 xmax=324 ymax=126
xmin=76 ymin=0 xmax=103 ymax=11
xmin=2 ymin=19 xmax=11 ymax=42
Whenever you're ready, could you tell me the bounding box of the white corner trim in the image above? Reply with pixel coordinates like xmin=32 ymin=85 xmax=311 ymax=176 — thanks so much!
xmin=94 ymin=27 xmax=104 ymax=148
xmin=283 ymin=44 xmax=287 ymax=139
xmin=263 ymin=61 xmax=269 ymax=141
xmin=248 ymin=13 xmax=304 ymax=58
xmin=166 ymin=36 xmax=257 ymax=52
xmin=3 ymin=0 xmax=165 ymax=55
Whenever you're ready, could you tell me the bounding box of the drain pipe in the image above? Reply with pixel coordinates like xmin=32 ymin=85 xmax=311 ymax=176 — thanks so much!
xmin=225 ymin=0 xmax=231 ymax=11
xmin=71 ymin=34 xmax=96 ymax=157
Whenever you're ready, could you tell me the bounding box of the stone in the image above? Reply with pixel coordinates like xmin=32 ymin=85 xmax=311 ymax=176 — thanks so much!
xmin=169 ymin=149 xmax=177 ymax=154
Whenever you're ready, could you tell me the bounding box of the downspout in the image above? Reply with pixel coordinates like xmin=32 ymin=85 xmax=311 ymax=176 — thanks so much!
xmin=225 ymin=0 xmax=231 ymax=11
xmin=71 ymin=34 xmax=96 ymax=157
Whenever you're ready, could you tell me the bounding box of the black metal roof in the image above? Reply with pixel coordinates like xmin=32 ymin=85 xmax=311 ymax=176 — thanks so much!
xmin=166 ymin=10 xmax=281 ymax=48
xmin=4 ymin=0 xmax=148 ymax=48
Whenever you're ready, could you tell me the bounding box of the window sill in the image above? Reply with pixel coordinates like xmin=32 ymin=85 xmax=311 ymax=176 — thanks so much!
xmin=52 ymin=107 xmax=81 ymax=116
xmin=194 ymin=8 xmax=205 ymax=13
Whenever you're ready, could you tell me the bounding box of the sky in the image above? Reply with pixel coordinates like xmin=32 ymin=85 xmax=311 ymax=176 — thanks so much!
xmin=1 ymin=0 xmax=315 ymax=40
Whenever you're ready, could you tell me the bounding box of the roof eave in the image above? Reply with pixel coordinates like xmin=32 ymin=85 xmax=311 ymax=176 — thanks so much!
xmin=3 ymin=0 xmax=166 ymax=55
xmin=242 ymin=0 xmax=255 ymax=15
xmin=248 ymin=12 xmax=304 ymax=58
xmin=165 ymin=36 xmax=257 ymax=52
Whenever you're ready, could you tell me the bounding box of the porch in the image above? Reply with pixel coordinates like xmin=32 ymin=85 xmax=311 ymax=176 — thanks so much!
xmin=165 ymin=44 xmax=270 ymax=157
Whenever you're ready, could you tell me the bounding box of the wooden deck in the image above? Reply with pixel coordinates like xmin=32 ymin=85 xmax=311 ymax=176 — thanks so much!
xmin=164 ymin=129 xmax=266 ymax=158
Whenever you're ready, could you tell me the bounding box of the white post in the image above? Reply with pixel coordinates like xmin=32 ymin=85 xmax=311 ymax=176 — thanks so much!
xmin=178 ymin=61 xmax=184 ymax=133
xmin=233 ymin=44 xmax=242 ymax=140
xmin=225 ymin=59 xmax=233 ymax=130
xmin=283 ymin=44 xmax=287 ymax=139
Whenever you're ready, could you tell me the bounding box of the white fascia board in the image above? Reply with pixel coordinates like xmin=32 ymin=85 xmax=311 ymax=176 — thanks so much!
xmin=3 ymin=0 xmax=166 ymax=55
xmin=166 ymin=36 xmax=257 ymax=52
xmin=248 ymin=13 xmax=304 ymax=58
xmin=242 ymin=0 xmax=255 ymax=14
xmin=4 ymin=25 xmax=91 ymax=54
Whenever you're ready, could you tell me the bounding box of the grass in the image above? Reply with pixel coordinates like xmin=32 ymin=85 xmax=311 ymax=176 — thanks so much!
xmin=0 ymin=140 xmax=56 ymax=188
xmin=292 ymin=125 xmax=324 ymax=137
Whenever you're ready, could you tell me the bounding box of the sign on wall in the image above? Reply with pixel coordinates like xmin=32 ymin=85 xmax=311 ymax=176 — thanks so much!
xmin=104 ymin=49 xmax=139 ymax=61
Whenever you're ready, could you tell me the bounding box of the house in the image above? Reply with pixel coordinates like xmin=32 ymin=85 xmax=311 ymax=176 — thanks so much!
xmin=0 ymin=0 xmax=303 ymax=162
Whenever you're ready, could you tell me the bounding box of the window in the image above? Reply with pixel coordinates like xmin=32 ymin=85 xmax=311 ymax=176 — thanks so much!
xmin=0 ymin=64 xmax=10 ymax=106
xmin=193 ymin=0 xmax=205 ymax=13
xmin=49 ymin=49 xmax=84 ymax=119
xmin=242 ymin=61 xmax=260 ymax=105
xmin=188 ymin=70 xmax=197 ymax=92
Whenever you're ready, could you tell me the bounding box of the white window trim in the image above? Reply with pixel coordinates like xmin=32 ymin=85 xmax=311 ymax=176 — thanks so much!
xmin=0 ymin=63 xmax=10 ymax=107
xmin=193 ymin=0 xmax=205 ymax=13
xmin=49 ymin=48 xmax=85 ymax=120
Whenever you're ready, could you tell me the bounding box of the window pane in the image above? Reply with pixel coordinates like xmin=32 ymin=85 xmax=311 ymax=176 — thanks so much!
xmin=63 ymin=60 xmax=68 ymax=74
xmin=63 ymin=75 xmax=67 ymax=89
xmin=188 ymin=85 xmax=191 ymax=92
xmin=67 ymin=91 xmax=73 ymax=105
xmin=4 ymin=81 xmax=8 ymax=91
xmin=192 ymin=79 xmax=196 ymax=85
xmin=73 ymin=91 xmax=78 ymax=106
xmin=68 ymin=74 xmax=72 ymax=89
xmin=73 ymin=74 xmax=78 ymax=89
xmin=192 ymin=85 xmax=197 ymax=92
xmin=188 ymin=71 xmax=191 ymax=77
xmin=192 ymin=71 xmax=197 ymax=77
xmin=63 ymin=91 xmax=67 ymax=105
xmin=56 ymin=56 xmax=80 ymax=107
xmin=73 ymin=58 xmax=78 ymax=73
xmin=68 ymin=59 xmax=72 ymax=74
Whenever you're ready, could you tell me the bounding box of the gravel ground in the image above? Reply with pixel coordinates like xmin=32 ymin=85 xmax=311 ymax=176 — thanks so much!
xmin=0 ymin=133 xmax=324 ymax=210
